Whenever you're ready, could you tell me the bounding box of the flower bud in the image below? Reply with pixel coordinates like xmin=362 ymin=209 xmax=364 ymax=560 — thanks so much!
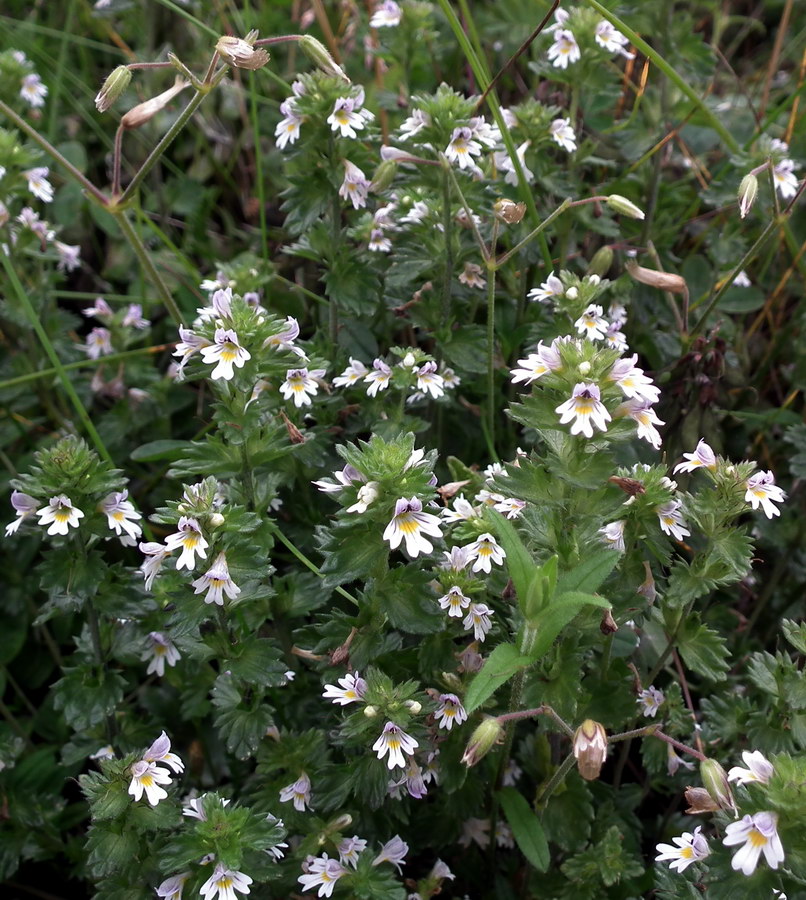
xmin=573 ymin=719 xmax=607 ymax=780
xmin=401 ymin=352 xmax=416 ymax=368
xmin=586 ymin=246 xmax=613 ymax=278
xmin=95 ymin=65 xmax=132 ymax=113
xmin=371 ymin=159 xmax=398 ymax=192
xmin=216 ymin=32 xmax=270 ymax=71
xmin=120 ymin=77 xmax=189 ymax=130
xmin=637 ymin=560 xmax=656 ymax=602
xmin=607 ymin=194 xmax=645 ymax=220
xmin=328 ymin=813 xmax=353 ymax=832
xmin=493 ymin=198 xmax=526 ymax=224
xmin=363 ymin=705 xmax=378 ymax=718
xmin=737 ymin=173 xmax=758 ymax=219
xmin=625 ymin=259 xmax=688 ymax=296
xmin=461 ymin=717 xmax=504 ymax=766
xmin=0 ymin=202 xmax=8 ymax=228
xmin=578 ymin=360 xmax=591 ymax=375
xmin=404 ymin=699 xmax=422 ymax=714
xmin=208 ymin=512 xmax=225 ymax=528
xmin=600 ymin=608 xmax=617 ymax=635
xmin=684 ymin=786 xmax=719 ymax=814
xmin=298 ymin=35 xmax=350 ymax=82
xmin=565 ymin=286 xmax=578 ymax=300
xmin=700 ymin=758 xmax=737 ymax=814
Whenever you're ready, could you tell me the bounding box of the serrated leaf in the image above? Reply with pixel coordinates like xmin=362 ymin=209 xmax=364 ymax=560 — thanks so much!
xmin=555 ymin=550 xmax=619 ymax=596
xmin=498 ymin=787 xmax=549 ymax=872
xmin=677 ymin=617 xmax=730 ymax=681
xmin=782 ymin=619 xmax=806 ymax=655
xmin=464 ymin=642 xmax=535 ymax=713
xmin=484 ymin=508 xmax=538 ymax=605
xmin=530 ymin=591 xmax=611 ymax=660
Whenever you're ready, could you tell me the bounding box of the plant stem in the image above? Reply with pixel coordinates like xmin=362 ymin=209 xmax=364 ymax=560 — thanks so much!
xmin=536 ymin=751 xmax=577 ymax=807
xmin=441 ymin=162 xmax=455 ymax=320
xmin=486 ymin=221 xmax=499 ymax=449
xmin=496 ymin=704 xmax=575 ymax=738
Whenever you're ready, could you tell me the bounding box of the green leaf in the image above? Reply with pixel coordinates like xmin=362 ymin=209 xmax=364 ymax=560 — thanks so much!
xmin=555 ymin=550 xmax=620 ymax=596
xmin=224 ymin=638 xmax=288 ymax=688
xmin=130 ymin=439 xmax=188 ymax=462
xmin=498 ymin=787 xmax=549 ymax=872
xmin=530 ymin=591 xmax=611 ymax=660
xmin=782 ymin=619 xmax=806 ymax=655
xmin=677 ymin=616 xmax=730 ymax=681
xmin=484 ymin=508 xmax=537 ymax=603
xmin=52 ymin=667 xmax=125 ymax=730
xmin=464 ymin=642 xmax=535 ymax=713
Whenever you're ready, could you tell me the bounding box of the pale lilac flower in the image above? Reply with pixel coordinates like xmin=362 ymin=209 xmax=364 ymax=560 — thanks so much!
xmin=200 ymin=328 xmax=251 ymax=381
xmin=442 ymin=496 xmax=477 ymax=523
xmin=36 ymin=494 xmax=84 ymax=536
xmin=494 ymin=497 xmax=525 ymax=519
xmin=192 ymin=552 xmax=240 ymax=605
xmin=637 ymin=686 xmax=664 ymax=717
xmin=666 ymin=744 xmax=694 ymax=776
xmin=466 ymin=533 xmax=505 ymax=574
xmin=547 ymin=29 xmax=580 ymax=69
xmin=337 ymin=835 xmax=367 ymax=868
xmin=128 ymin=759 xmax=172 ymax=806
xmin=594 ymin=21 xmax=634 ymax=57
xmin=85 ymin=327 xmax=113 ymax=359
xmin=608 ymin=302 xmax=627 ymax=326
xmin=441 ymin=545 xmax=472 ymax=571
xmin=723 ymin=812 xmax=784 ymax=875
xmin=89 ymin=745 xmax=115 ymax=761
xmin=435 ymin=694 xmax=467 ymax=731
xmin=503 ymin=760 xmax=522 ymax=786
xmin=20 ymin=73 xmax=47 ymax=107
xmin=493 ymin=140 xmax=533 ymax=185
xmin=182 ymin=795 xmax=230 ymax=820
xmin=143 ymin=731 xmax=184 ymax=773
xmin=370 ymin=0 xmax=402 ymax=27
xmin=469 ymin=116 xmax=500 ymax=148
xmin=24 ymin=167 xmax=54 ymax=202
xmin=122 ymin=303 xmax=149 ymax=329
xmin=656 ymin=500 xmax=690 ymax=541
xmin=164 ymin=516 xmax=208 ymax=570
xmin=199 ymin=864 xmax=253 ymax=900
xmin=459 ymin=817 xmax=491 ymax=849
xmin=773 ymin=160 xmax=799 ymax=200
xmin=138 ymin=542 xmax=169 ymax=590
xmin=339 ymin=160 xmax=371 ymax=209
xmin=4 ymin=490 xmax=38 ymax=536
xmin=275 ymin=99 xmax=303 ymax=149
xmin=510 ymin=341 xmax=563 ymax=385
xmin=399 ymin=758 xmax=428 ymax=799
xmin=144 ymin=632 xmax=180 ymax=677
xmin=599 ymin=520 xmax=626 ymax=552
xmin=459 ymin=262 xmax=486 ymax=289
xmin=55 ymin=241 xmax=81 ymax=272
xmin=728 ymin=750 xmax=774 ymax=786
xmin=617 ymin=400 xmax=664 ymax=449
xmin=298 ymin=855 xmax=346 ymax=897
xmin=200 ymin=271 xmax=232 ymax=293
xmin=372 ymin=835 xmax=409 ymax=872
xmin=555 ymin=383 xmax=612 ymax=438
xmin=101 ymin=490 xmax=142 ymax=541
xmin=415 ymin=362 xmax=444 ymax=399
xmin=445 ymin=127 xmax=482 ymax=170
xmin=156 ymin=873 xmax=190 ymax=900
xmin=438 ymin=585 xmax=471 ymax=617
xmin=327 ymin=93 xmax=372 ymax=139
xmin=732 ymin=270 xmax=751 ymax=287
xmin=496 ymin=822 xmax=515 ymax=848
xmin=322 ymin=671 xmax=367 ymax=705
xmin=655 ymin=825 xmax=710 ymax=872
xmin=346 ymin=481 xmax=380 ymax=514
xmin=280 ymin=367 xmax=325 ymax=407
xmin=543 ymin=8 xmax=570 ymax=33
xmin=673 ymin=439 xmax=717 ymax=474
xmin=608 ymin=355 xmax=660 ymax=404
xmin=264 ymin=316 xmax=306 ymax=358
xmin=744 ymin=471 xmax=786 ymax=519
xmin=172 ymin=326 xmax=210 ymax=377
xmin=400 ymin=200 xmax=429 ymax=224
xmin=550 ymin=117 xmax=576 ymax=152
xmin=368 ymin=228 xmax=392 ymax=252
xmin=463 ymin=603 xmax=494 ymax=641
xmin=604 ymin=323 xmax=628 ymax=352
xmin=333 ymin=358 xmax=369 ymax=387
xmin=399 ymin=108 xmax=430 ymax=140
xmin=575 ymin=304 xmax=608 ymax=340
xmin=313 ymin=464 xmax=364 ymax=494
xmin=383 ymin=497 xmax=443 ymax=558
xmin=373 ymin=722 xmax=419 ymax=770
xmin=279 ymin=772 xmax=312 ymax=811
xmin=527 ymin=273 xmax=564 ymax=303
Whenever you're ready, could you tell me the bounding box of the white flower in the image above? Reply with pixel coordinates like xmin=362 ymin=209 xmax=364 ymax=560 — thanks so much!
xmin=466 ymin=533 xmax=505 ymax=574
xmin=608 ymin=355 xmax=660 ymax=404
xmin=156 ymin=873 xmax=190 ymax=900
xmin=773 ymin=160 xmax=799 ymax=200
xmin=459 ymin=817 xmax=491 ymax=849
xmin=264 ymin=316 xmax=306 ymax=358
xmin=372 ymin=835 xmax=409 ymax=872
xmin=594 ymin=21 xmax=634 ymax=57
xmin=543 ymin=8 xmax=570 ymax=33
xmin=333 ymin=358 xmax=369 ymax=387
xmin=435 ymin=694 xmax=467 ymax=731
xmin=298 ymin=854 xmax=346 ymax=897
xmin=20 ymin=73 xmax=48 ymax=107
xmin=442 ymin=545 xmax=472 ymax=571
xmin=503 ymin=760 xmax=522 ymax=786
xmin=527 ymin=273 xmax=564 ymax=304
xmin=4 ymin=490 xmax=39 ymax=536
xmin=279 ymin=772 xmax=312 ymax=811
xmin=399 ymin=108 xmax=430 ymax=140
xmin=346 ymin=481 xmax=380 ymax=514
xmin=55 ymin=242 xmax=81 ymax=272
xmin=89 ymin=745 xmax=115 ymax=760
xmin=85 ymin=327 xmax=113 ymax=359
xmin=182 ymin=795 xmax=230 ymax=820
xmin=173 ymin=326 xmax=210 ymax=378
xmin=463 ymin=603 xmax=493 ymax=641
xmin=493 ymin=497 xmax=525 ymax=519
xmin=574 ymin=304 xmax=609 ymax=340
xmin=603 ymin=323 xmax=628 ymax=352
xmin=383 ymin=497 xmax=443 ymax=558
xmin=732 ymin=270 xmax=751 ymax=287
xmin=143 ymin=731 xmax=184 ymax=773
xmin=368 ymin=228 xmax=392 ymax=252
xmin=555 ymin=382 xmax=611 ymax=438
xmin=372 ymin=722 xmax=419 ymax=770
xmin=275 ymin=99 xmax=303 ymax=149
xmin=280 ymin=367 xmax=326 ymax=407
xmin=459 ymin=262 xmax=486 ymax=289
xmin=744 ymin=470 xmax=786 ymax=519
xmin=327 ymin=94 xmax=372 ymax=139
xmin=673 ymin=439 xmax=717 ymax=474
xmin=728 ymin=750 xmax=774 ymax=786
xmin=313 ymin=464 xmax=364 ymax=494
xmin=666 ymin=744 xmax=694 ymax=776
xmin=139 ymin=541 xmax=170 ymax=590
xmin=100 ymin=489 xmax=142 ymax=541
xmin=400 ymin=200 xmax=429 ymax=224
xmin=617 ymin=400 xmax=664 ymax=449
xmin=370 ymin=0 xmax=402 ymax=27
xmin=442 ymin=496 xmax=477 ymax=523
xmin=656 ymin=500 xmax=690 ymax=541
xmin=608 ymin=301 xmax=627 ymax=326
xmin=415 ymin=362 xmax=444 ymax=399
xmin=322 ymin=671 xmax=367 ymax=705
xmin=337 ymin=835 xmax=368 ymax=868
xmin=123 ymin=303 xmax=149 ymax=329
xmin=164 ymin=517 xmax=208 ymax=571
xmin=36 ymin=494 xmax=84 ymax=536
xmin=192 ymin=552 xmax=241 ymax=605
xmin=469 ymin=116 xmax=500 ymax=148
xmin=637 ymin=686 xmax=664 ymax=717
xmin=339 ymin=160 xmax=371 ymax=210
xmin=438 ymin=585 xmax=471 ymax=617
xmin=510 ymin=341 xmax=563 ymax=385
xmin=143 ymin=632 xmax=180 ymax=677
xmin=200 ymin=328 xmax=251 ymax=381
xmin=655 ymin=825 xmax=710 ymax=872
xmin=128 ymin=760 xmax=172 ymax=805
xmin=598 ymin=520 xmax=625 ymax=551
xmin=549 ymin=117 xmax=576 ymax=152
xmin=199 ymin=864 xmax=253 ymax=900
xmin=723 ymin=812 xmax=784 ymax=875
xmin=547 ymin=29 xmax=580 ymax=69
xmin=445 ymin=127 xmax=482 ymax=170
xmin=24 ymin=167 xmax=54 ymax=203
xmin=493 ymin=141 xmax=533 ymax=185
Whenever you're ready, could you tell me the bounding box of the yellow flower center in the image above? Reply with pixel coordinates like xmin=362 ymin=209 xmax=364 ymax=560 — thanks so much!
xmin=749 ymin=829 xmax=768 ymax=848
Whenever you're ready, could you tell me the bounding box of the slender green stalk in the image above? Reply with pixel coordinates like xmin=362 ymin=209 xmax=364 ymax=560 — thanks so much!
xmin=444 ymin=162 xmax=489 ymax=260
xmin=0 ymin=251 xmax=113 ymax=464
xmin=494 ymin=199 xmax=571 ymax=269
xmin=495 ymin=704 xmax=575 ymax=738
xmin=113 ymin=211 xmax=183 ymax=325
xmin=536 ymin=751 xmax=577 ymax=807
xmin=441 ymin=163 xmax=455 ymax=319
xmin=486 ymin=221 xmax=499 ymax=448
xmin=46 ymin=0 xmax=76 ymax=141
xmin=249 ymin=70 xmax=269 ymax=265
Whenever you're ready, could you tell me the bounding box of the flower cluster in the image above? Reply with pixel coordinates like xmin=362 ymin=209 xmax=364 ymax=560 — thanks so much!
xmin=127 ymin=732 xmax=183 ymax=806
xmin=545 ymin=8 xmax=634 ymax=70
xmin=332 ymin=350 xmax=459 ymax=403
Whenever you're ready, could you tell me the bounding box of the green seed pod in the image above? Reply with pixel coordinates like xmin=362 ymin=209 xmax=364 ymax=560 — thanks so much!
xmin=586 ymin=245 xmax=613 ymax=278
xmin=298 ymin=35 xmax=350 ymax=82
xmin=95 ymin=65 xmax=132 ymax=113
xmin=607 ymin=194 xmax=645 ymax=220
xmin=461 ymin=717 xmax=504 ymax=767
